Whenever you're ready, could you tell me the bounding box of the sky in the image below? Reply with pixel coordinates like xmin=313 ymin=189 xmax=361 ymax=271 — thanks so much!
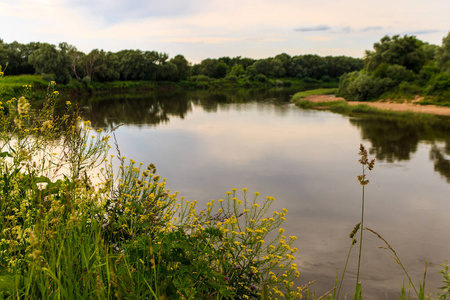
xmin=0 ymin=0 xmax=449 ymax=64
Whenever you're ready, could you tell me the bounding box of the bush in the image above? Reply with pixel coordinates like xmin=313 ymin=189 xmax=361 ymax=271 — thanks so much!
xmin=427 ymin=72 xmax=450 ymax=93
xmin=255 ymin=74 xmax=267 ymax=83
xmin=227 ymin=75 xmax=238 ymax=83
xmin=82 ymin=75 xmax=92 ymax=85
xmin=398 ymin=81 xmax=421 ymax=97
xmin=41 ymin=73 xmax=56 ymax=82
xmin=191 ymin=74 xmax=211 ymax=82
xmin=337 ymin=71 xmax=395 ymax=101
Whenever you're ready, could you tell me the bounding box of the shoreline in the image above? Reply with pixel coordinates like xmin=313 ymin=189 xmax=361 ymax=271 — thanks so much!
xmin=302 ymin=95 xmax=450 ymax=117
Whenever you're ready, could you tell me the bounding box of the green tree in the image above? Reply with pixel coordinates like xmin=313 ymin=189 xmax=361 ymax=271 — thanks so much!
xmin=116 ymin=49 xmax=147 ymax=80
xmin=28 ymin=42 xmax=72 ymax=83
xmin=436 ymin=31 xmax=450 ymax=73
xmin=170 ymin=54 xmax=191 ymax=81
xmin=270 ymin=58 xmax=286 ymax=78
xmin=2 ymin=41 xmax=39 ymax=75
xmin=364 ymin=35 xmax=426 ymax=73
xmin=230 ymin=65 xmax=245 ymax=76
xmin=157 ymin=62 xmax=178 ymax=81
xmin=252 ymin=59 xmax=271 ymax=76
xmin=213 ymin=61 xmax=228 ymax=78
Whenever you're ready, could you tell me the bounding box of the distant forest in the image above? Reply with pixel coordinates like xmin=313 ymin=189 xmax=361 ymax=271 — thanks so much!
xmin=1 ymin=31 xmax=450 ymax=104
xmin=0 ymin=39 xmax=362 ymax=85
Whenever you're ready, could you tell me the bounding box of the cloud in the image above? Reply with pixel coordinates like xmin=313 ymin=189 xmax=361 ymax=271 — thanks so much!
xmin=63 ymin=0 xmax=195 ymax=25
xmin=403 ymin=29 xmax=442 ymax=35
xmin=302 ymin=36 xmax=336 ymax=42
xmin=294 ymin=25 xmax=331 ymax=32
xmin=162 ymin=37 xmax=242 ymax=44
xmin=361 ymin=26 xmax=384 ymax=32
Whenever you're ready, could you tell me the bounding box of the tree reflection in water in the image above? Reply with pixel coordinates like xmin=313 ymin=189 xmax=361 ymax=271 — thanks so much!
xmin=350 ymin=115 xmax=450 ymax=182
xmin=430 ymin=141 xmax=450 ymax=183
xmin=78 ymin=89 xmax=450 ymax=183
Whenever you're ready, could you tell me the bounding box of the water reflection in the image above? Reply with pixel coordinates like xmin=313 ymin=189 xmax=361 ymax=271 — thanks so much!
xmin=82 ymin=89 xmax=450 ymax=183
xmin=81 ymin=88 xmax=295 ymax=129
xmin=430 ymin=141 xmax=450 ymax=183
xmin=349 ymin=115 xmax=450 ymax=181
xmin=81 ymin=91 xmax=192 ymax=127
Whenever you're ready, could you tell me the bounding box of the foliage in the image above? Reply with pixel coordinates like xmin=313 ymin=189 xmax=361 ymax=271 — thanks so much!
xmin=337 ymin=71 xmax=394 ymax=101
xmin=436 ymin=32 xmax=450 ymax=74
xmin=337 ymin=31 xmax=450 ymax=103
xmin=438 ymin=262 xmax=450 ymax=299
xmin=364 ymin=35 xmax=426 ymax=73
xmin=0 ymin=39 xmax=363 ymax=89
xmin=28 ymin=42 xmax=73 ymax=84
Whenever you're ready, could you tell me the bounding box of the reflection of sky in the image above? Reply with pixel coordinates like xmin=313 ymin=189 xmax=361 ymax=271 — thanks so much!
xmin=111 ymin=102 xmax=450 ymax=298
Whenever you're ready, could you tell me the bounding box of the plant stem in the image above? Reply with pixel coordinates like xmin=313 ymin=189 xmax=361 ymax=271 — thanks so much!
xmin=356 ymin=169 xmax=365 ymax=289
xmin=337 ymin=241 xmax=355 ymax=299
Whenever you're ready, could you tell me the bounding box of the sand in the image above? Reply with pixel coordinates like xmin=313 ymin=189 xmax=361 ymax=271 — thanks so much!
xmin=302 ymin=95 xmax=450 ymax=117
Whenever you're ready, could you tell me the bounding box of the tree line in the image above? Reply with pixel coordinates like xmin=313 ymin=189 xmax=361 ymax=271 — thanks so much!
xmin=337 ymin=31 xmax=450 ymax=102
xmin=0 ymin=39 xmax=363 ymax=85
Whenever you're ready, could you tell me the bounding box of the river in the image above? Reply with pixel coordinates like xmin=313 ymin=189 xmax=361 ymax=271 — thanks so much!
xmin=81 ymin=88 xmax=450 ymax=299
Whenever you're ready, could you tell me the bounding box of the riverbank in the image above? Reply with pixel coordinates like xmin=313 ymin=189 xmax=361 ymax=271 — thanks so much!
xmin=304 ymin=95 xmax=450 ymax=116
xmin=291 ymin=89 xmax=450 ymax=117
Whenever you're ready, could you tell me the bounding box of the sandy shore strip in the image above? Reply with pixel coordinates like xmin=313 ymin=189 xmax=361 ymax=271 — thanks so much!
xmin=302 ymin=95 xmax=450 ymax=116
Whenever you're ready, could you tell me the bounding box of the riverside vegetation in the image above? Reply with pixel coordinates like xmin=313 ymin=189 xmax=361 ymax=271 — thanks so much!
xmin=0 ymin=72 xmax=303 ymax=299
xmin=2 ymin=31 xmax=450 ymax=108
xmin=1 ymin=79 xmax=450 ymax=298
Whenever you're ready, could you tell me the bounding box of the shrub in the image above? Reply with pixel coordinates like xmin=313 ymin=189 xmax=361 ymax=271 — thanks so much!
xmin=227 ymin=75 xmax=238 ymax=83
xmin=255 ymin=74 xmax=267 ymax=83
xmin=41 ymin=73 xmax=56 ymax=82
xmin=337 ymin=71 xmax=394 ymax=101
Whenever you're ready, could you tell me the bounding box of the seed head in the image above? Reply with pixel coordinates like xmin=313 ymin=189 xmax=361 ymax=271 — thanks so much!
xmin=350 ymin=222 xmax=361 ymax=238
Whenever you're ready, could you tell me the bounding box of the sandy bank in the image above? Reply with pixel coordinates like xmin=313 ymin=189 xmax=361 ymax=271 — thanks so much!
xmin=302 ymin=95 xmax=450 ymax=117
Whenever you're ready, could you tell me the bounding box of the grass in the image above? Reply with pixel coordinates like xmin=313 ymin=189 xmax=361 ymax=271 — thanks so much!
xmin=0 ymin=75 xmax=48 ymax=99
xmin=291 ymin=88 xmax=337 ymax=102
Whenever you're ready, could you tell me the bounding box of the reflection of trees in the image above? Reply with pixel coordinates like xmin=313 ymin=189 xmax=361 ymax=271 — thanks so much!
xmin=81 ymin=91 xmax=192 ymax=129
xmin=79 ymin=88 xmax=297 ymax=128
xmin=189 ymin=88 xmax=295 ymax=112
xmin=350 ymin=116 xmax=420 ymax=162
xmin=350 ymin=115 xmax=450 ymax=163
xmin=430 ymin=141 xmax=450 ymax=183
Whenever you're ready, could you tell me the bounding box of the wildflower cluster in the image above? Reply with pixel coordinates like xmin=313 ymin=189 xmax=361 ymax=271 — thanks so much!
xmin=158 ymin=188 xmax=302 ymax=299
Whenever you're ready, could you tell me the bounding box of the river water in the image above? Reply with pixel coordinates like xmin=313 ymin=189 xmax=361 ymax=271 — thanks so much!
xmin=82 ymin=88 xmax=450 ymax=299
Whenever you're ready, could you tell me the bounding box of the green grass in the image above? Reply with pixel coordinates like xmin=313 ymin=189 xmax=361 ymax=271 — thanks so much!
xmin=291 ymin=88 xmax=337 ymax=102
xmin=0 ymin=75 xmax=48 ymax=99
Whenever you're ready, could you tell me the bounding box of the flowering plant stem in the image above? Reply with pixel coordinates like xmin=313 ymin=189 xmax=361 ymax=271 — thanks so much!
xmin=355 ymin=144 xmax=375 ymax=294
xmin=356 ymin=180 xmax=365 ymax=289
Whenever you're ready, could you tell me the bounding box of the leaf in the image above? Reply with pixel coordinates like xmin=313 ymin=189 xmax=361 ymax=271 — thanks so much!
xmin=0 ymin=151 xmax=12 ymax=158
